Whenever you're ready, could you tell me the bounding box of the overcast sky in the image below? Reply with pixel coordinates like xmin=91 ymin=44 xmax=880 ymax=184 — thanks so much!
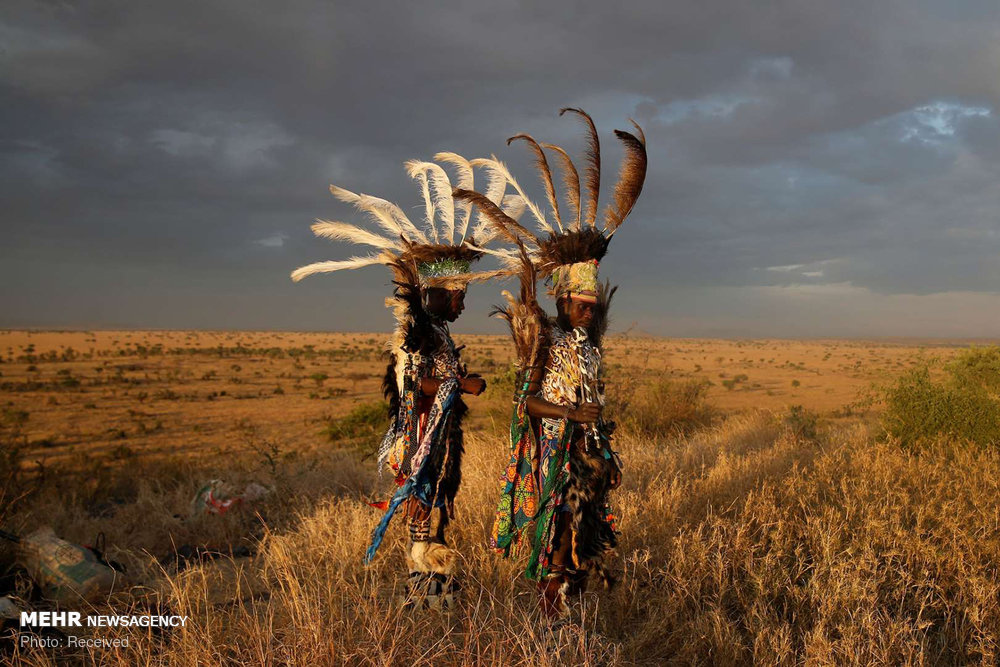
xmin=3 ymin=0 xmax=999 ymax=337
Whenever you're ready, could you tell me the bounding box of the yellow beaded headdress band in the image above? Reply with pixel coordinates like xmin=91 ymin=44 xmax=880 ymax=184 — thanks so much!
xmin=551 ymin=259 xmax=600 ymax=302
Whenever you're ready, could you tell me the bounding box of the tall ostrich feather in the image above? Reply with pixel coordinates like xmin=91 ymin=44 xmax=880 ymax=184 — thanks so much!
xmin=405 ymin=160 xmax=455 ymax=244
xmin=470 ymin=222 xmax=498 ymax=245
xmin=476 ymin=156 xmax=553 ymax=235
xmin=408 ymin=168 xmax=439 ymax=243
xmin=604 ymin=125 xmax=647 ymax=236
xmin=471 ymin=194 xmax=525 ymax=244
xmin=329 ymin=184 xmax=429 ymax=244
xmin=469 ymin=187 xmax=526 ymax=243
xmin=559 ymin=107 xmax=601 ymax=229
xmin=629 ymin=118 xmax=646 ymax=145
xmin=541 ymin=142 xmax=581 ymax=231
xmin=469 ymin=157 xmax=508 ymax=236
xmin=453 ymin=188 xmax=539 ymax=247
xmin=507 ymin=134 xmax=563 ymax=232
xmin=500 ymin=194 xmax=528 ymax=222
xmin=434 ymin=152 xmax=475 ymax=241
xmin=310 ymin=220 xmax=402 ymax=251
xmin=290 ymin=254 xmax=388 ymax=282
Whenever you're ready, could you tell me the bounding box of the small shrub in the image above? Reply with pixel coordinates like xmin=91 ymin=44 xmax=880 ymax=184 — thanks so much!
xmin=111 ymin=444 xmax=134 ymax=460
xmin=323 ymin=401 xmax=389 ymax=454
xmin=883 ymin=365 xmax=1000 ymax=448
xmin=947 ymin=346 xmax=1000 ymax=395
xmin=0 ymin=408 xmax=29 ymax=527
xmin=617 ymin=378 xmax=714 ymax=438
xmin=784 ymin=405 xmax=818 ymax=440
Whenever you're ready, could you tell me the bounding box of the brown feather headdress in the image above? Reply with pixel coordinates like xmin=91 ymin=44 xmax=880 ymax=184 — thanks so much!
xmin=454 ymin=108 xmax=647 ymax=365
xmin=454 ymin=108 xmax=647 ymax=301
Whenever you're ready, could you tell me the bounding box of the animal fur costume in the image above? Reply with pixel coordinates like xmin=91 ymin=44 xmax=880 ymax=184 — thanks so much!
xmin=291 ymin=153 xmax=520 ymax=605
xmin=453 ymin=108 xmax=647 ymax=616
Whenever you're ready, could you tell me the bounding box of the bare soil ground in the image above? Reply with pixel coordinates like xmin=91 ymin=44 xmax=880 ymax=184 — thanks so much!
xmin=0 ymin=330 xmax=969 ymax=465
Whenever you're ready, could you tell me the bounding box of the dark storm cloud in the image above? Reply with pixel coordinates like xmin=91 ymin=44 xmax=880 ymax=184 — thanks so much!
xmin=2 ymin=0 xmax=1000 ymax=335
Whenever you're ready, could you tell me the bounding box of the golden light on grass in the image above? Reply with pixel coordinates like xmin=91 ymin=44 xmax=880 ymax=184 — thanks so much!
xmin=2 ymin=331 xmax=999 ymax=664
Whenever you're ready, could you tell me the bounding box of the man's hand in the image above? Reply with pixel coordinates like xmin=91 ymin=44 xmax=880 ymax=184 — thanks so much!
xmin=461 ymin=377 xmax=486 ymax=396
xmin=568 ymin=402 xmax=602 ymax=423
xmin=608 ymin=462 xmax=622 ymax=490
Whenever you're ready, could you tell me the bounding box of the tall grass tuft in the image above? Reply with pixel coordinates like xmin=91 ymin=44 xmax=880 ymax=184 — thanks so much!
xmin=613 ymin=377 xmax=716 ymax=438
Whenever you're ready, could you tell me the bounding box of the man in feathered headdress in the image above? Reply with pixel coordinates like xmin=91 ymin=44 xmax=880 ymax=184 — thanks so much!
xmin=454 ymin=108 xmax=647 ymax=620
xmin=292 ymin=153 xmax=512 ymax=609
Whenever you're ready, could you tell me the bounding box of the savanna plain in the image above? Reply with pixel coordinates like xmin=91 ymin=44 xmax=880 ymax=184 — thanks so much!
xmin=2 ymin=329 xmax=1000 ymax=665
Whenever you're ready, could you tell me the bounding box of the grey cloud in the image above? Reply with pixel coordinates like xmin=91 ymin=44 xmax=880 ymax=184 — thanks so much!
xmin=2 ymin=0 xmax=1000 ymax=335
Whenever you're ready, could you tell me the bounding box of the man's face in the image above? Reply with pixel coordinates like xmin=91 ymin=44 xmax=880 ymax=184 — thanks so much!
xmin=425 ymin=288 xmax=466 ymax=322
xmin=565 ymin=297 xmax=596 ymax=329
xmin=445 ymin=289 xmax=466 ymax=322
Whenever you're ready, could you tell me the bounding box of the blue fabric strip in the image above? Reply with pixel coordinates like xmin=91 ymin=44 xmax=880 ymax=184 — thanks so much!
xmin=364 ymin=380 xmax=459 ymax=564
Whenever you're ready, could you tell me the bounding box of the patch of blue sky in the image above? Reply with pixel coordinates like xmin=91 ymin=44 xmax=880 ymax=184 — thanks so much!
xmin=898 ymin=100 xmax=991 ymax=143
xmin=654 ymin=94 xmax=759 ymax=125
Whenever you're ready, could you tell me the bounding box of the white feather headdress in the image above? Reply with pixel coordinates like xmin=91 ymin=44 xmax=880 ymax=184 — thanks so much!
xmin=291 ymin=152 xmax=526 ymax=289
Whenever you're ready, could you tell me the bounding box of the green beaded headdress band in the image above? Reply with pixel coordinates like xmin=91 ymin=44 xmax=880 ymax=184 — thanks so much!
xmin=418 ymin=258 xmax=472 ymax=283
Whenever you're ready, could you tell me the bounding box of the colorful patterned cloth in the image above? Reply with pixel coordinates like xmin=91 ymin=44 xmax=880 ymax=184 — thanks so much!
xmin=365 ymin=322 xmax=464 ymax=564
xmin=490 ymin=327 xmax=619 ymax=580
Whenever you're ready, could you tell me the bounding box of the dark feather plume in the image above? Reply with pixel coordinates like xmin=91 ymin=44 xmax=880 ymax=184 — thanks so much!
xmin=560 ymin=108 xmax=601 ymax=229
xmin=384 ymin=257 xmax=435 ymax=354
xmin=604 ymin=123 xmax=647 ymax=234
xmin=629 ymin=118 xmax=646 ymax=145
xmin=382 ymin=354 xmax=400 ymax=422
xmin=592 ymin=280 xmax=617 ymax=351
xmin=541 ymin=142 xmax=581 ymax=230
xmin=491 ymin=242 xmax=550 ymax=371
xmin=508 ymin=134 xmax=562 ymax=230
xmin=536 ymin=228 xmax=609 ymax=279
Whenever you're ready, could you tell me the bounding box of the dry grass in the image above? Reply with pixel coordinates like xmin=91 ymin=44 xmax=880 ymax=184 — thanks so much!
xmin=3 ymin=332 xmax=1000 ymax=664
xmin=7 ymin=412 xmax=1000 ymax=665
